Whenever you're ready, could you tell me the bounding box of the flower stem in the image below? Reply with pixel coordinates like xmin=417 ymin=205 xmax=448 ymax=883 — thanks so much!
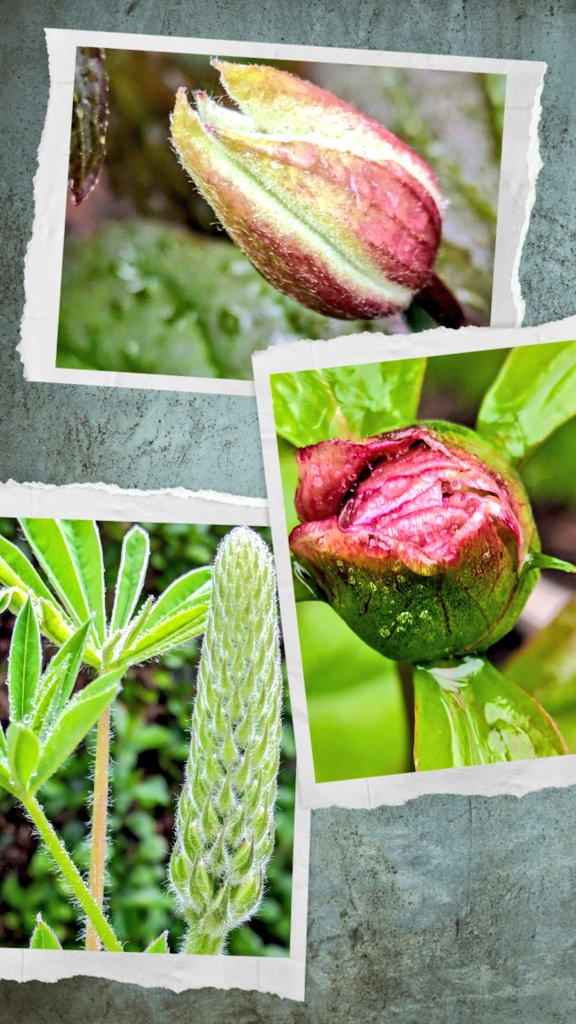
xmin=398 ymin=662 xmax=415 ymax=771
xmin=413 ymin=273 xmax=468 ymax=328
xmin=20 ymin=790 xmax=122 ymax=952
xmin=85 ymin=704 xmax=111 ymax=951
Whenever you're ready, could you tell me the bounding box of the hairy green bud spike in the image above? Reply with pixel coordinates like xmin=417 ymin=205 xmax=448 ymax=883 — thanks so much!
xmin=169 ymin=527 xmax=283 ymax=955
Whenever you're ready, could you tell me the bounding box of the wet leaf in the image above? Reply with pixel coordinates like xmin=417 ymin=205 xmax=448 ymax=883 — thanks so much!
xmin=505 ymin=595 xmax=576 ymax=751
xmin=413 ymin=655 xmax=567 ymax=771
xmin=56 ymin=223 xmax=392 ymax=381
xmin=272 ymin=359 xmax=426 ymax=448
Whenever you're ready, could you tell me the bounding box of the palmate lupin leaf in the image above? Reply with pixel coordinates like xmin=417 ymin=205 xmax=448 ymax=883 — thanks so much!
xmin=0 ymin=520 xmax=213 ymax=674
xmin=0 ymin=599 xmax=122 ymax=796
xmin=169 ymin=528 xmax=283 ymax=954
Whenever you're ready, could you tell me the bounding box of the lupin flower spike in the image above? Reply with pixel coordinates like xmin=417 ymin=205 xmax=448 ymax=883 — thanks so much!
xmin=169 ymin=528 xmax=283 ymax=954
xmin=171 ymin=60 xmax=445 ymax=320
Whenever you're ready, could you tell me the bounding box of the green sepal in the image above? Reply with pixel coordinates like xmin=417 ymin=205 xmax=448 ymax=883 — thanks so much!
xmin=523 ymin=551 xmax=576 ymax=575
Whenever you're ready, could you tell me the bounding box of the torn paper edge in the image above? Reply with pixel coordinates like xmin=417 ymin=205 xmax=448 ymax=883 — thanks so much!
xmin=0 ymin=480 xmax=268 ymax=526
xmin=0 ymin=486 xmax=309 ymax=1000
xmin=252 ymin=311 xmax=576 ymax=811
xmin=18 ymin=28 xmax=545 ymax=396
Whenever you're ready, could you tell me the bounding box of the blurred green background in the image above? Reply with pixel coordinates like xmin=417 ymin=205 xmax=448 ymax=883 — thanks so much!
xmin=57 ymin=50 xmax=504 ymax=379
xmin=0 ymin=520 xmax=295 ymax=956
xmin=277 ymin=347 xmax=576 ymax=783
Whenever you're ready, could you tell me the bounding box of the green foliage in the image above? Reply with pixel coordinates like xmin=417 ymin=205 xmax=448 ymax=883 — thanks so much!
xmin=413 ymin=657 xmax=567 ymax=771
xmin=0 ymin=518 xmax=212 ymax=677
xmin=476 ymin=340 xmax=576 ymax=463
xmin=272 ymin=359 xmax=426 ymax=448
xmin=57 ymin=223 xmax=382 ymax=381
xmin=275 ymin=341 xmax=576 ymax=780
xmin=505 ymin=595 xmax=576 ymax=753
xmin=0 ymin=521 xmax=294 ymax=956
xmin=1 ymin=599 xmax=120 ymax=797
xmin=298 ymin=602 xmax=411 ymax=782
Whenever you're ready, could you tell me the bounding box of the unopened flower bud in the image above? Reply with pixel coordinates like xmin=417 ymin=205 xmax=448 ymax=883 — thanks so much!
xmin=290 ymin=422 xmax=540 ymax=663
xmin=169 ymin=528 xmax=283 ymax=954
xmin=171 ymin=60 xmax=443 ymax=319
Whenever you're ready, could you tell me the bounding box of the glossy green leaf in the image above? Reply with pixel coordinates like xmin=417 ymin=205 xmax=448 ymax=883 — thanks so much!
xmin=110 ymin=525 xmax=150 ymax=633
xmin=0 ymin=723 xmax=7 ymax=760
xmin=142 ymin=567 xmax=212 ymax=631
xmin=144 ymin=930 xmax=169 ymax=953
xmin=56 ymin=222 xmax=390 ymax=381
xmin=30 ymin=914 xmax=63 ymax=950
xmin=298 ymin=601 xmax=411 ymax=781
xmin=59 ymin=521 xmax=106 ymax=646
xmin=271 ymin=359 xmax=426 ymax=448
xmin=476 ymin=340 xmax=576 ymax=463
xmin=19 ymin=520 xmax=93 ymax=630
xmin=413 ymin=656 xmax=567 ymax=771
xmin=31 ymin=671 xmax=122 ymax=791
xmin=0 ymin=588 xmax=14 ymax=615
xmin=32 ymin=620 xmax=92 ymax=733
xmin=7 ymin=723 xmax=41 ymax=788
xmin=118 ymin=604 xmax=209 ymax=667
xmin=7 ymin=597 xmax=42 ymax=722
xmin=505 ymin=595 xmax=576 ymax=751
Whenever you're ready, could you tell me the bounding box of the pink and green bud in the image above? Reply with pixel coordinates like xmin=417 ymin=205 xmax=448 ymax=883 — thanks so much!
xmin=171 ymin=60 xmax=444 ymax=319
xmin=290 ymin=422 xmax=540 ymax=663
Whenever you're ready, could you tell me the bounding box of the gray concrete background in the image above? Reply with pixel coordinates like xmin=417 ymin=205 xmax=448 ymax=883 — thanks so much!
xmin=2 ymin=1 xmax=576 ymax=1021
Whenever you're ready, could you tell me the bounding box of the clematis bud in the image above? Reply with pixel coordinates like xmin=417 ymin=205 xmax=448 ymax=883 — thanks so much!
xmin=289 ymin=422 xmax=540 ymax=663
xmin=171 ymin=60 xmax=444 ymax=319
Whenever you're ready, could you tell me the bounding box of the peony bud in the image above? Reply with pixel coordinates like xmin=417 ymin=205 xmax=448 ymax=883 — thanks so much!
xmin=289 ymin=422 xmax=540 ymax=663
xmin=171 ymin=60 xmax=444 ymax=320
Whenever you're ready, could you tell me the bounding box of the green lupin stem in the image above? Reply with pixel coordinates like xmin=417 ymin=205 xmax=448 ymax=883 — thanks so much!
xmin=169 ymin=528 xmax=283 ymax=955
